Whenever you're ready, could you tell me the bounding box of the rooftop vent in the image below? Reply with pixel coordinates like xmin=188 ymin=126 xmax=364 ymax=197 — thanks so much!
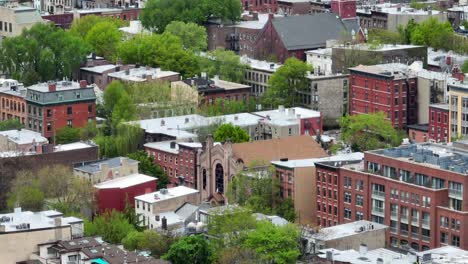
xmin=160 ymin=188 xmax=168 ymax=195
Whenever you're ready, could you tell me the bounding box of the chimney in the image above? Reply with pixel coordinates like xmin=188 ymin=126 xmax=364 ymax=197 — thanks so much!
xmin=213 ymin=75 xmax=220 ymax=85
xmin=170 ymin=141 xmax=176 ymax=149
xmin=79 ymin=80 xmax=88 ymax=89
xmin=48 ymin=82 xmax=57 ymax=92
xmin=161 ymin=119 xmax=165 ymax=126
xmin=253 ymin=12 xmax=259 ymax=21
xmin=54 ymin=217 xmax=62 ymax=227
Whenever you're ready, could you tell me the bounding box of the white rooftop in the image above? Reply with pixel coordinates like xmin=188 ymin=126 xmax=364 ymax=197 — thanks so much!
xmin=81 ymin=64 xmax=119 ymax=74
xmin=0 ymin=129 xmax=48 ymax=145
xmin=144 ymin=141 xmax=180 ymax=154
xmin=255 ymin=107 xmax=321 ymax=123
xmin=119 ymin=20 xmax=150 ymax=35
xmin=0 ymin=208 xmax=82 ymax=232
xmin=318 ymin=246 xmax=468 ymax=264
xmin=305 ymin=48 xmax=332 ymax=56
xmin=54 ymin=142 xmax=95 ymax=152
xmin=271 ymin=152 xmax=364 ymax=168
xmin=337 ymin=43 xmax=423 ymax=51
xmin=241 ymin=56 xmax=282 ymax=72
xmin=229 ymin=12 xmax=277 ymax=29
xmin=312 ymin=220 xmax=387 ymax=241
xmin=27 ymin=81 xmax=87 ymax=92
xmin=108 ymin=67 xmax=179 ymax=82
xmin=94 ymin=173 xmax=156 ymax=189
xmin=358 ymin=3 xmax=443 ymax=15
xmin=135 ymin=186 xmax=199 ymax=204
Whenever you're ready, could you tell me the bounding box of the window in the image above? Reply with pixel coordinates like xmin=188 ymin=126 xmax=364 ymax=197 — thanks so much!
xmin=67 ymin=119 xmax=72 ymax=127
xmin=67 ymin=106 xmax=72 ymax=115
xmin=344 ymin=208 xmax=352 ymax=219
xmin=47 ymin=122 xmax=51 ymax=131
xmin=452 ymin=235 xmax=460 ymax=247
xmin=432 ymin=177 xmax=445 ymax=189
xmin=441 ymin=232 xmax=448 ymax=244
xmin=356 ymin=195 xmax=364 ymax=206
xmin=440 ymin=216 xmax=449 ymax=228
xmin=88 ymin=104 xmax=93 ymax=113
xmin=451 ymin=218 xmax=460 ymax=231
xmin=47 ymin=109 xmax=52 ymax=117
xmin=415 ymin=173 xmax=429 ymax=187
xmin=356 ymin=211 xmax=363 ymax=220
xmin=343 ymin=177 xmax=352 ymax=188
xmin=344 ymin=192 xmax=352 ymax=203
xmin=356 ymin=180 xmax=364 ymax=191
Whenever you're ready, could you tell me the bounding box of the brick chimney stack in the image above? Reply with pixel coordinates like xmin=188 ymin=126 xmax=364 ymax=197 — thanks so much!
xmin=48 ymin=82 xmax=57 ymax=92
xmin=79 ymin=80 xmax=88 ymax=89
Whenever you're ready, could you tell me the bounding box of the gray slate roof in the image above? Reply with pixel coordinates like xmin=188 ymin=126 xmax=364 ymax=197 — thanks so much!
xmin=272 ymin=13 xmax=349 ymax=50
xmin=342 ymin=18 xmax=361 ymax=36
xmin=175 ymin=203 xmax=199 ymax=220
xmin=74 ymin=157 xmax=138 ymax=174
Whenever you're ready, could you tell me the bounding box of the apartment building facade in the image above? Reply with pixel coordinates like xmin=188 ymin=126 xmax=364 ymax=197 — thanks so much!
xmin=448 ymin=83 xmax=468 ymax=139
xmin=349 ymin=65 xmax=418 ymax=130
xmin=316 ymin=142 xmax=468 ymax=251
xmin=428 ymin=104 xmax=449 ymax=142
xmin=25 ymin=80 xmax=96 ymax=142
xmin=0 ymin=79 xmax=27 ymax=125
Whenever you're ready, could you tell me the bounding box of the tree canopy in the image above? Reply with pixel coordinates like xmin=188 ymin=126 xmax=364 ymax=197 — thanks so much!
xmin=85 ymin=21 xmax=122 ymax=60
xmin=55 ymin=126 xmax=81 ymax=144
xmin=163 ymin=235 xmax=212 ymax=264
xmin=262 ymin=57 xmax=312 ymax=108
xmin=340 ymin=112 xmax=403 ymax=152
xmin=200 ymin=48 xmax=248 ymax=83
xmin=165 ymin=21 xmax=208 ymax=52
xmin=213 ymin=123 xmax=250 ymax=143
xmin=7 ymin=165 xmax=95 ymax=214
xmin=141 ymin=0 xmax=241 ymax=33
xmin=0 ymin=23 xmax=89 ymax=85
xmin=0 ymin=119 xmax=23 ymax=131
xmin=84 ymin=210 xmax=136 ymax=244
xmin=122 ymin=230 xmax=178 ymax=258
xmin=117 ymin=33 xmax=199 ymax=77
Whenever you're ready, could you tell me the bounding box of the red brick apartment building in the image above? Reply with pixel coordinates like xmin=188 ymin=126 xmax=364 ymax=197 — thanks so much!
xmin=349 ymin=65 xmax=418 ymax=130
xmin=26 ymin=80 xmax=96 ymax=142
xmin=0 ymin=80 xmax=27 ymax=125
xmin=243 ymin=0 xmax=278 ymax=13
xmin=428 ymin=104 xmax=449 ymax=142
xmin=316 ymin=142 xmax=468 ymax=251
xmin=144 ymin=141 xmax=202 ymax=189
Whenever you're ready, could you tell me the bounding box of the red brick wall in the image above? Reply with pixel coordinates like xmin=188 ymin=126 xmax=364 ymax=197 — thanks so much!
xmin=0 ymin=93 xmax=27 ymax=125
xmin=428 ymin=106 xmax=449 ymax=142
xmin=300 ymin=115 xmax=323 ymax=136
xmin=275 ymin=167 xmax=295 ymax=200
xmin=408 ymin=128 xmax=428 ymax=143
xmin=96 ymin=180 xmax=156 ymax=213
xmin=350 ymin=72 xmax=418 ymax=130
xmin=41 ymin=100 xmax=96 ymax=140
xmin=331 ymin=0 xmax=356 ymax=19
xmin=243 ymin=0 xmax=278 ymax=13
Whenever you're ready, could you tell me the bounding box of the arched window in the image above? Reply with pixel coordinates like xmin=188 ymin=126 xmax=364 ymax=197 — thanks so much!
xmin=215 ymin=164 xmax=224 ymax=193
xmin=202 ymin=169 xmax=207 ymax=190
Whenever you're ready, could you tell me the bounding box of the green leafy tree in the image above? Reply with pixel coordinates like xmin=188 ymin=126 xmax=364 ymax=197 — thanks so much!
xmin=104 ymin=80 xmax=128 ymax=114
xmin=201 ymin=48 xmax=248 ymax=82
xmin=139 ymin=230 xmax=179 ymax=258
xmin=94 ymin=124 xmax=144 ymax=158
xmin=409 ymin=18 xmax=453 ymax=50
xmin=117 ymin=33 xmax=199 ymax=77
xmin=368 ymin=29 xmax=403 ymax=44
xmin=80 ymin=121 xmax=98 ymax=140
xmin=7 ymin=184 xmax=45 ymax=211
xmin=462 ymin=60 xmax=468 ymax=74
xmin=123 ymin=196 xmax=144 ymax=231
xmin=0 ymin=119 xmax=23 ymax=131
xmin=243 ymin=221 xmax=300 ymax=264
xmin=213 ymin=123 xmax=250 ymax=143
xmin=141 ymin=0 xmax=241 ymax=33
xmin=163 ymin=235 xmax=212 ymax=264
xmin=85 ymin=21 xmax=122 ymax=60
xmin=340 ymin=112 xmax=403 ymax=152
xmin=127 ymin=150 xmax=169 ymax=189
xmin=84 ymin=210 xmax=136 ymax=244
xmin=165 ymin=21 xmax=207 ymax=51
xmin=122 ymin=230 xmax=145 ymax=250
xmin=55 ymin=126 xmax=81 ymax=144
xmin=69 ymin=15 xmax=125 ymax=39
xmin=0 ymin=24 xmax=89 ymax=85
xmin=111 ymin=93 xmax=137 ymax=125
xmin=262 ymin=57 xmax=312 ymax=108
xmin=7 ymin=165 xmax=95 ymax=215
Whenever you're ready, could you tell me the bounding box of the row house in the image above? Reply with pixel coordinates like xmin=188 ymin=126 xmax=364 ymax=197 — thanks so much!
xmin=0 ymin=79 xmax=27 ymax=125
xmin=316 ymin=142 xmax=468 ymax=251
xmin=144 ymin=141 xmax=202 ymax=189
xmin=26 ymin=80 xmax=97 ymax=142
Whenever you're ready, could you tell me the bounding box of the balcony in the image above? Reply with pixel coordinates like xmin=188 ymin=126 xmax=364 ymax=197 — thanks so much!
xmin=401 ymin=214 xmax=408 ymax=223
xmin=449 ymin=189 xmax=463 ymax=199
xmin=372 ymin=207 xmax=384 ymax=216
xmin=390 ymin=227 xmax=398 ymax=234
xmin=401 ymin=230 xmax=408 ymax=237
xmin=422 ymin=235 xmax=430 ymax=242
xmin=422 ymin=219 xmax=430 ymax=228
xmin=372 ymin=190 xmax=385 ymax=200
